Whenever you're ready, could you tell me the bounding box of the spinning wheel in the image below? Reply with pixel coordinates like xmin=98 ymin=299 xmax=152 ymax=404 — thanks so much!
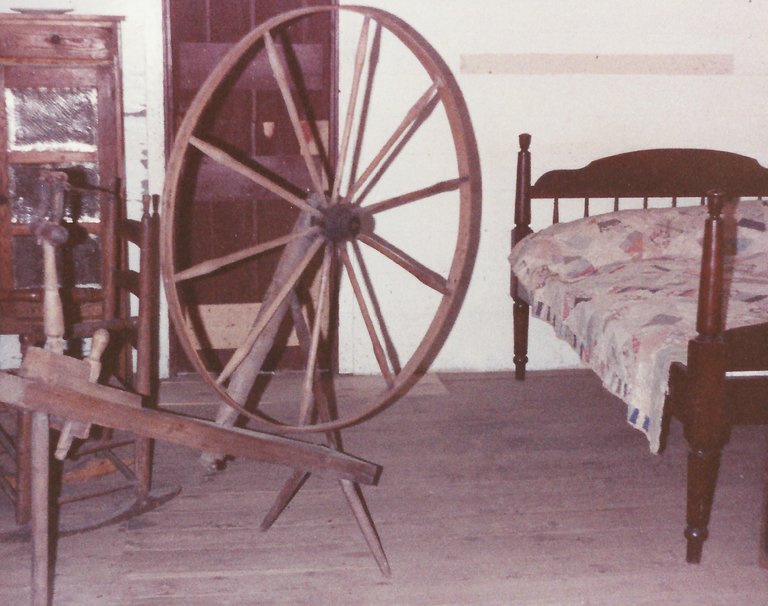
xmin=162 ymin=5 xmax=481 ymax=433
xmin=1 ymin=8 xmax=480 ymax=600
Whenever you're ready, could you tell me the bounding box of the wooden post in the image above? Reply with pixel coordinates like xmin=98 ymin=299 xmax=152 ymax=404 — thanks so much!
xmin=30 ymin=170 xmax=71 ymax=606
xmin=135 ymin=194 xmax=159 ymax=399
xmin=200 ymin=209 xmax=318 ymax=468
xmin=135 ymin=194 xmax=159 ymax=498
xmin=30 ymin=411 xmax=50 ymax=606
xmin=15 ymin=410 xmax=32 ymax=525
xmin=683 ymin=190 xmax=728 ymax=563
xmin=511 ymin=134 xmax=533 ymax=380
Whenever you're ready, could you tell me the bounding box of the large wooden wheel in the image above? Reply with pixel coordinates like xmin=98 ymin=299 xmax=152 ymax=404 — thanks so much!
xmin=161 ymin=6 xmax=481 ymax=433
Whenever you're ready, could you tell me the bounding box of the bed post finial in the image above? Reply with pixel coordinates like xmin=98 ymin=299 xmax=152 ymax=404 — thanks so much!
xmin=705 ymin=189 xmax=724 ymax=220
xmin=697 ymin=190 xmax=726 ymax=337
xmin=514 ymin=134 xmax=532 ymax=228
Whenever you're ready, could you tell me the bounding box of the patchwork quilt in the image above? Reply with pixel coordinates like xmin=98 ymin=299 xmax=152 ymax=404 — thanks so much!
xmin=509 ymin=200 xmax=768 ymax=451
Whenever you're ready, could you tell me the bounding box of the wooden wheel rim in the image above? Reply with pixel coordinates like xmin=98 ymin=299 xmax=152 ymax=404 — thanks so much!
xmin=161 ymin=5 xmax=481 ymax=433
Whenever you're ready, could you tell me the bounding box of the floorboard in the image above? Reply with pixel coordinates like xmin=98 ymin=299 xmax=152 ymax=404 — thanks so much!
xmin=1 ymin=370 xmax=766 ymax=605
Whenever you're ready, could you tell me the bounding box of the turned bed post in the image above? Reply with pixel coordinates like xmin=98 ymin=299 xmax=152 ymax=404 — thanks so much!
xmin=512 ymin=133 xmax=533 ymax=380
xmin=683 ymin=190 xmax=729 ymax=563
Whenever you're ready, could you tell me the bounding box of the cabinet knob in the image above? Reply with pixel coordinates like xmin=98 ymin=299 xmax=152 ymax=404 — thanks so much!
xmin=49 ymin=34 xmax=62 ymax=45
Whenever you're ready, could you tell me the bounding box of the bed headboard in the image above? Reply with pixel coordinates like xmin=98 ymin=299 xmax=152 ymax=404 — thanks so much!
xmin=519 ymin=132 xmax=768 ymax=198
xmin=514 ymin=133 xmax=768 ymax=225
xmin=510 ymin=133 xmax=768 ymax=296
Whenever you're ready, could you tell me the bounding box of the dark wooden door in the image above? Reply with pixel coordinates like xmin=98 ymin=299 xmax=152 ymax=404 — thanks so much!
xmin=165 ymin=0 xmax=336 ymax=375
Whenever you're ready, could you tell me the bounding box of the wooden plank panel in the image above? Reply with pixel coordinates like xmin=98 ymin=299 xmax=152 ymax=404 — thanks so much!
xmin=167 ymin=0 xmax=209 ymax=43
xmin=209 ymin=0 xmax=253 ymax=43
xmin=188 ymin=155 xmax=314 ymax=202
xmin=176 ymin=42 xmax=324 ymax=90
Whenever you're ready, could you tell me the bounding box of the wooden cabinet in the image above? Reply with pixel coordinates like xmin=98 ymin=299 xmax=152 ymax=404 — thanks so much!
xmin=0 ymin=13 xmax=124 ymax=340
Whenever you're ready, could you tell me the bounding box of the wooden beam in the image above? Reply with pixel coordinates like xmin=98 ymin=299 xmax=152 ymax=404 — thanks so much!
xmin=0 ymin=371 xmax=380 ymax=486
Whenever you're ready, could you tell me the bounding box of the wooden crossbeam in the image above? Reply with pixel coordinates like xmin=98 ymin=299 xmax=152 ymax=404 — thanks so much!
xmin=0 ymin=366 xmax=380 ymax=486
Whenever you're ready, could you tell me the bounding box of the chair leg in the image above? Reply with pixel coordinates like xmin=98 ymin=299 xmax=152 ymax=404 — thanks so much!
xmin=134 ymin=437 xmax=153 ymax=499
xmin=513 ymin=298 xmax=530 ymax=380
xmin=4 ymin=430 xmax=176 ymax=539
xmin=55 ymin=433 xmax=177 ymax=535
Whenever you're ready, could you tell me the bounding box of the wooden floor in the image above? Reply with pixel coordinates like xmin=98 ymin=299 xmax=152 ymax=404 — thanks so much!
xmin=1 ymin=370 xmax=766 ymax=605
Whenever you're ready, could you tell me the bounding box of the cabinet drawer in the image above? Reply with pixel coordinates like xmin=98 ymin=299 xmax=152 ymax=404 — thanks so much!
xmin=0 ymin=20 xmax=117 ymax=63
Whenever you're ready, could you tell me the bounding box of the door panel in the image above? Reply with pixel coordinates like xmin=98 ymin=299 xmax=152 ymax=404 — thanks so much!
xmin=165 ymin=0 xmax=335 ymax=375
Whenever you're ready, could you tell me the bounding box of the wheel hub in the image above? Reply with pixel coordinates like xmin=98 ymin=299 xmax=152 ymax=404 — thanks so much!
xmin=319 ymin=204 xmax=362 ymax=242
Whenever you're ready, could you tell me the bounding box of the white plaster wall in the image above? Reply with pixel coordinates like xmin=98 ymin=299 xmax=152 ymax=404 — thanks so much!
xmin=0 ymin=0 xmax=168 ymax=374
xmin=2 ymin=1 xmax=767 ymax=377
xmin=338 ymin=0 xmax=768 ymax=374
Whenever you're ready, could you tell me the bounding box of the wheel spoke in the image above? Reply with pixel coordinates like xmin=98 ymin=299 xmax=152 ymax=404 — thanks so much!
xmin=174 ymin=227 xmax=320 ymax=283
xmin=289 ymin=291 xmax=339 ymax=436
xmin=216 ymin=236 xmax=325 ymax=386
xmin=347 ymin=82 xmax=440 ymax=202
xmin=346 ymin=22 xmax=382 ymax=197
xmin=297 ymin=243 xmax=333 ymax=422
xmin=351 ymin=240 xmax=401 ymax=375
xmin=358 ymin=232 xmax=450 ymax=295
xmin=352 ymin=92 xmax=441 ymax=208
xmin=363 ymin=176 xmax=467 ymax=215
xmin=264 ymin=31 xmax=326 ymax=197
xmin=189 ymin=136 xmax=321 ymax=217
xmin=352 ymin=242 xmax=403 ymax=375
xmin=331 ymin=16 xmax=371 ymax=205
xmin=339 ymin=244 xmax=394 ymax=387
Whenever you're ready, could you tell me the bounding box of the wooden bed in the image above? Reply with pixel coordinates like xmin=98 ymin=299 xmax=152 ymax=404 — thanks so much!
xmin=509 ymin=133 xmax=768 ymax=563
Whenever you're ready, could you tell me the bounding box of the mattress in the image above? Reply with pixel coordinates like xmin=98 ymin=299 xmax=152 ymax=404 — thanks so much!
xmin=509 ymin=199 xmax=768 ymax=451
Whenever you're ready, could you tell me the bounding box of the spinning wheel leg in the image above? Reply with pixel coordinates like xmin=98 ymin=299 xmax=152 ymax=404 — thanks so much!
xmin=261 ymin=417 xmax=390 ymax=575
xmin=260 ymin=469 xmax=309 ymax=532
xmin=30 ymin=412 xmax=51 ymax=606
xmin=261 ymin=287 xmax=390 ymax=576
xmin=339 ymin=479 xmax=390 ymax=576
